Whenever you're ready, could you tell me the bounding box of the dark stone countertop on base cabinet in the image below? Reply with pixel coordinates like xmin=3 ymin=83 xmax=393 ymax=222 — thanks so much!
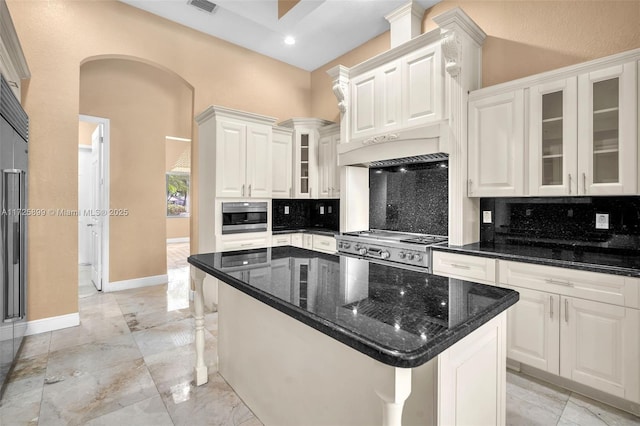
xmin=188 ymin=247 xmax=519 ymax=368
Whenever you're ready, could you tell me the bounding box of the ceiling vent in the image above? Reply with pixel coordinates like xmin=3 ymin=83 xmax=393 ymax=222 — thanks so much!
xmin=187 ymin=0 xmax=218 ymax=14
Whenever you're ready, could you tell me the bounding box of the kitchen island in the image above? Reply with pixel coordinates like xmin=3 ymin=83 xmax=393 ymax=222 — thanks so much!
xmin=188 ymin=247 xmax=519 ymax=426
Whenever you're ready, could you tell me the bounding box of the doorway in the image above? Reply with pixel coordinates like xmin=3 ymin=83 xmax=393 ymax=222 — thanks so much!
xmin=78 ymin=114 xmax=110 ymax=294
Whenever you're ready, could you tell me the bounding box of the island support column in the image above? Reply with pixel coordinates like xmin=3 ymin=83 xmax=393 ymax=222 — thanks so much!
xmin=375 ymin=367 xmax=412 ymax=426
xmin=191 ymin=266 xmax=208 ymax=385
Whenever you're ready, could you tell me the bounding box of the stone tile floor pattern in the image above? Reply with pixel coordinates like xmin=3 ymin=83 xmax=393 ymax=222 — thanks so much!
xmin=1 ymin=243 xmax=639 ymax=425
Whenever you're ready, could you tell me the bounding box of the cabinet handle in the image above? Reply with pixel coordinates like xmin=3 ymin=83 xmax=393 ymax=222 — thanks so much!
xmin=321 ymin=241 xmax=330 ymax=246
xmin=242 ymin=184 xmax=245 ymax=196
xmin=568 ymin=174 xmax=572 ymax=194
xmin=565 ymin=299 xmax=569 ymax=322
xmin=468 ymin=179 xmax=473 ymax=195
xmin=545 ymin=278 xmax=572 ymax=287
xmin=249 ymin=184 xmax=252 ymax=197
xmin=289 ymin=188 xmax=292 ymax=198
xmin=549 ymin=296 xmax=553 ymax=319
xmin=240 ymin=243 xmax=253 ymax=247
xmin=310 ymin=187 xmax=313 ymax=198
xmin=582 ymin=172 xmax=586 ymax=194
xmin=451 ymin=263 xmax=471 ymax=270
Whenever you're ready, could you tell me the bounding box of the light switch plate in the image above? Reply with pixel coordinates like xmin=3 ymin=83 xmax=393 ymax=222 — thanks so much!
xmin=482 ymin=210 xmax=492 ymax=224
xmin=284 ymin=206 xmax=289 ymax=215
xmin=595 ymin=213 xmax=609 ymax=230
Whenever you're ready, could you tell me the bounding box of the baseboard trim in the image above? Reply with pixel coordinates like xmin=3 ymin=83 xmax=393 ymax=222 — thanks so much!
xmin=106 ymin=274 xmax=168 ymax=292
xmin=167 ymin=237 xmax=190 ymax=244
xmin=25 ymin=312 xmax=80 ymax=336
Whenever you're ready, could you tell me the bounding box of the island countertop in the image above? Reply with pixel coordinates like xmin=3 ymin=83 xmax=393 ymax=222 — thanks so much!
xmin=188 ymin=247 xmax=519 ymax=368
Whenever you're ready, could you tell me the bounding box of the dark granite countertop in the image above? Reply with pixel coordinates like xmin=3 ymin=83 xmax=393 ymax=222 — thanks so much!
xmin=272 ymin=228 xmax=338 ymax=236
xmin=433 ymin=243 xmax=640 ymax=278
xmin=188 ymin=247 xmax=519 ymax=368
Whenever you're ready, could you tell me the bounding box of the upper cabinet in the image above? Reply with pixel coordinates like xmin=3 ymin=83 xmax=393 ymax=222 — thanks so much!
xmin=317 ymin=124 xmax=340 ymax=199
xmin=348 ymin=40 xmax=443 ymax=145
xmin=0 ymin=1 xmax=30 ymax=102
xmin=279 ymin=118 xmax=334 ymax=199
xmin=468 ymin=90 xmax=525 ymax=197
xmin=196 ymin=106 xmax=275 ymax=199
xmin=469 ymin=49 xmax=639 ymax=197
xmin=272 ymin=126 xmax=293 ymax=198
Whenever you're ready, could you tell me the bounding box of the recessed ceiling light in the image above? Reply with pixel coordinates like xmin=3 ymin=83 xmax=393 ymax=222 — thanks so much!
xmin=284 ymin=36 xmax=296 ymax=46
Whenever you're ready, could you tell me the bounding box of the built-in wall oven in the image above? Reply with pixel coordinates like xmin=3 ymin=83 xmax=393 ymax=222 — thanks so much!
xmin=222 ymin=202 xmax=267 ymax=234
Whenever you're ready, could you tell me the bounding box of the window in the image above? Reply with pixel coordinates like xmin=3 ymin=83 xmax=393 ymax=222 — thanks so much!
xmin=166 ymin=172 xmax=190 ymax=217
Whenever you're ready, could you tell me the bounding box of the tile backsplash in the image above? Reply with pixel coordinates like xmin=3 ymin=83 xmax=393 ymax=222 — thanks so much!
xmin=480 ymin=196 xmax=640 ymax=251
xmin=369 ymin=161 xmax=448 ymax=236
xmin=272 ymin=199 xmax=339 ymax=231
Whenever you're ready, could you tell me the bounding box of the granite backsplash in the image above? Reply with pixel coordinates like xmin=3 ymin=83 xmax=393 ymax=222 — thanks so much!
xmin=369 ymin=160 xmax=448 ymax=236
xmin=480 ymin=196 xmax=640 ymax=253
xmin=272 ymin=199 xmax=339 ymax=231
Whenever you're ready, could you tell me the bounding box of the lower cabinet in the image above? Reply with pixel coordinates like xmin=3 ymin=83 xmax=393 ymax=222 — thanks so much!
xmin=312 ymin=234 xmax=337 ymax=254
xmin=273 ymin=233 xmax=335 ymax=253
xmin=218 ymin=234 xmax=270 ymax=252
xmin=499 ymin=260 xmax=640 ymax=404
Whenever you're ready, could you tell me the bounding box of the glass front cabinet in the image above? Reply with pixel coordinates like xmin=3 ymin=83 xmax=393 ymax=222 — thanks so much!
xmin=530 ymin=62 xmax=637 ymax=196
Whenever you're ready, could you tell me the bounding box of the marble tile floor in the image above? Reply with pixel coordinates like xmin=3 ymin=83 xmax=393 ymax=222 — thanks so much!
xmin=1 ymin=242 xmax=638 ymax=425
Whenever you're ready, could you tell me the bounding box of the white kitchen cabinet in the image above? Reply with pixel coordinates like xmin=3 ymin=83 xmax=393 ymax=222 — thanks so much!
xmin=431 ymin=251 xmax=497 ymax=285
xmin=467 ymin=90 xmax=525 ymax=197
xmin=317 ymin=124 xmax=340 ymax=199
xmin=217 ymin=234 xmax=270 ymax=252
xmin=530 ymin=62 xmax=637 ymax=196
xmin=271 ymin=234 xmax=292 ymax=247
xmin=501 ymin=284 xmax=560 ymax=374
xmin=272 ymin=126 xmax=293 ymax=198
xmin=302 ymin=234 xmax=313 ymax=250
xmin=577 ymin=62 xmax=637 ymax=195
xmin=196 ymin=106 xmax=276 ymax=199
xmin=561 ymin=297 xmax=640 ymax=402
xmin=279 ymin=118 xmax=334 ymax=199
xmin=311 ymin=234 xmax=337 ymax=254
xmin=498 ymin=259 xmax=640 ymax=404
xmin=348 ymin=42 xmax=443 ymax=144
xmin=290 ymin=233 xmax=304 ymax=248
xmin=529 ymin=78 xmax=578 ymax=195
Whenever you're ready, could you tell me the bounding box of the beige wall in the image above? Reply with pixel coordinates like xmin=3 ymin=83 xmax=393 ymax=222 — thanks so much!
xmin=80 ymin=58 xmax=192 ymax=282
xmin=78 ymin=121 xmax=97 ymax=146
xmin=8 ymin=0 xmax=311 ymax=321
xmin=310 ymin=0 xmax=640 ymax=121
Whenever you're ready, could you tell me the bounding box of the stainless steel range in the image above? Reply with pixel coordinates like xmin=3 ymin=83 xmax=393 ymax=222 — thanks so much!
xmin=336 ymin=230 xmax=447 ymax=272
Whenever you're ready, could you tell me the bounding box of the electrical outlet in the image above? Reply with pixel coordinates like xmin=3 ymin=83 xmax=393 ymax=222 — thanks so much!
xmin=595 ymin=213 xmax=609 ymax=230
xmin=320 ymin=206 xmax=325 ymax=215
xmin=284 ymin=206 xmax=289 ymax=215
xmin=482 ymin=210 xmax=492 ymax=224
xmin=328 ymin=206 xmax=332 ymax=214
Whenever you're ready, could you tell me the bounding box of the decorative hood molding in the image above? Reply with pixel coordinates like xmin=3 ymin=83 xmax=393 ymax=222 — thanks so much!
xmin=327 ymin=7 xmax=485 ymax=168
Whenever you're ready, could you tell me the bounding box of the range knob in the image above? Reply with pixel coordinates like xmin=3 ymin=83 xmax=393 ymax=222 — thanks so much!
xmin=381 ymin=250 xmax=390 ymax=259
xmin=412 ymin=254 xmax=423 ymax=262
xmin=341 ymin=242 xmax=351 ymax=249
xmin=398 ymin=252 xmax=406 ymax=259
xmin=358 ymin=248 xmax=367 ymax=255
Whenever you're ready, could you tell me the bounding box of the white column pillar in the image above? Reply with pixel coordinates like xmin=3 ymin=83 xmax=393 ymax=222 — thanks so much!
xmin=191 ymin=265 xmax=208 ymax=386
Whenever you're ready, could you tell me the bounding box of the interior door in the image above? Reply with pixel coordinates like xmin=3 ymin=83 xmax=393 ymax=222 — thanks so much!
xmin=89 ymin=125 xmax=103 ymax=290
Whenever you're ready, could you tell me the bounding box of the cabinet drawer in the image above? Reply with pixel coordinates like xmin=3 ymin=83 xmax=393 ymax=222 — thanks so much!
xmin=498 ymin=260 xmax=640 ymax=308
xmin=220 ymin=237 xmax=268 ymax=252
xmin=290 ymin=234 xmax=304 ymax=248
xmin=272 ymin=234 xmax=292 ymax=247
xmin=312 ymin=235 xmax=336 ymax=254
xmin=432 ymin=251 xmax=496 ymax=285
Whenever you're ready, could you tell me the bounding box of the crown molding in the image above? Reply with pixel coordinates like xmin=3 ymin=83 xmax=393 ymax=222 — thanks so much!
xmin=195 ymin=105 xmax=277 ymax=126
xmin=0 ymin=1 xmax=30 ymax=78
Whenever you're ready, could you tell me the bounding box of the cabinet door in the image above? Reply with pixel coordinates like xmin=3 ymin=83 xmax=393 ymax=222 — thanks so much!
xmin=401 ymin=45 xmax=442 ymax=128
xmin=271 ymin=130 xmax=293 ymax=198
xmin=377 ymin=60 xmax=402 ymax=133
xmin=560 ymin=297 xmax=640 ymax=402
xmin=529 ymin=78 xmax=578 ymax=195
xmin=293 ymin=131 xmax=316 ymax=199
xmin=290 ymin=233 xmax=303 ymax=248
xmin=302 ymin=234 xmax=313 ymax=250
xmin=317 ymin=134 xmax=332 ymax=199
xmin=331 ymin=134 xmax=340 ymax=199
xmin=577 ymin=62 xmax=637 ymax=195
xmin=246 ymin=125 xmax=271 ymax=198
xmin=216 ymin=121 xmax=246 ymax=197
xmin=350 ymin=70 xmax=378 ymax=140
xmin=503 ymin=285 xmax=560 ymax=374
xmin=468 ymin=90 xmax=525 ymax=197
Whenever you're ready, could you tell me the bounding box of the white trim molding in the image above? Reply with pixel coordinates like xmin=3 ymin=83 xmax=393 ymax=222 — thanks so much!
xmin=106 ymin=274 xmax=168 ymax=292
xmin=25 ymin=312 xmax=80 ymax=336
xmin=167 ymin=237 xmax=190 ymax=244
